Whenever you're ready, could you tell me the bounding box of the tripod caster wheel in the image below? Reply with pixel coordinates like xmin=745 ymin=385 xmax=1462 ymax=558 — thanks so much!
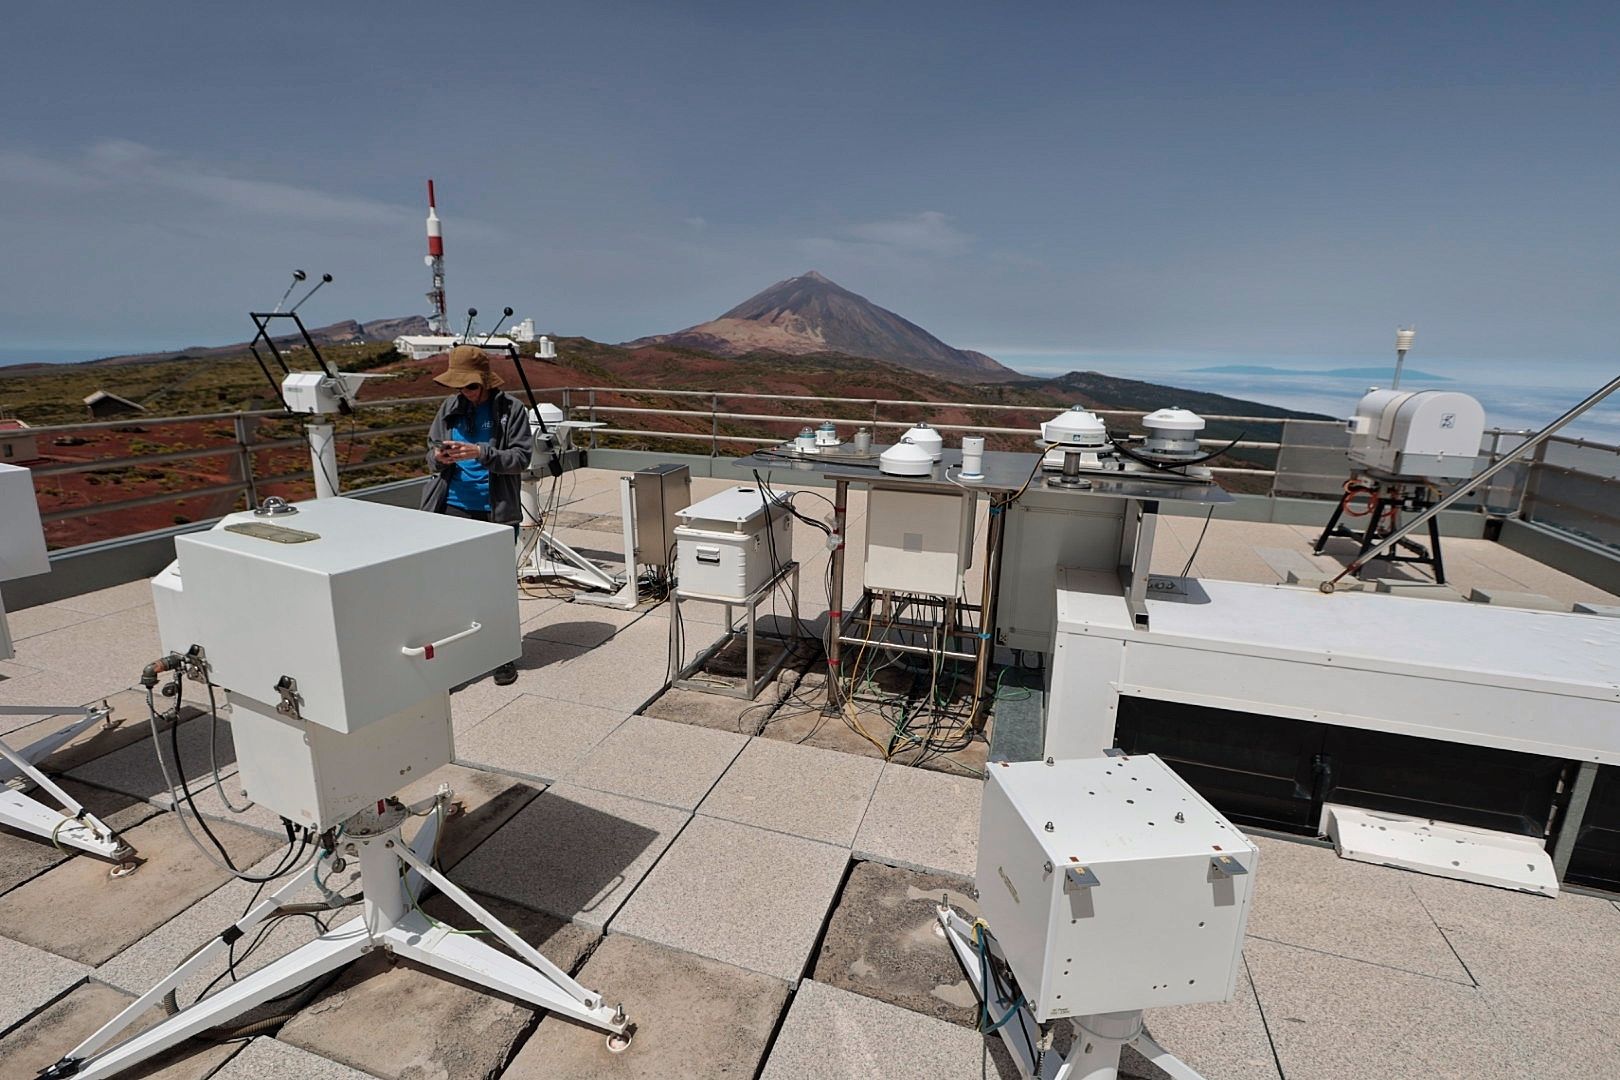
xmin=1318 ymin=581 xmax=1336 ymax=595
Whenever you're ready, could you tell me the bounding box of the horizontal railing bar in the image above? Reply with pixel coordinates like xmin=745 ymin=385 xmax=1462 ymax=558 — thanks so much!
xmin=40 ymin=481 xmax=249 ymax=522
xmin=32 ymin=444 xmax=240 ymax=476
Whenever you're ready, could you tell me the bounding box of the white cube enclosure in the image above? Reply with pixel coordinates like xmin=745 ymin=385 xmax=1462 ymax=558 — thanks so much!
xmin=154 ymin=498 xmax=521 ymax=829
xmin=863 ymin=486 xmax=976 ymax=597
xmin=0 ymin=463 xmax=51 ymax=659
xmin=674 ymin=486 xmax=792 ymax=601
xmin=169 ymin=499 xmax=519 ymax=733
xmin=978 ymin=755 xmax=1256 ymax=1021
xmin=1347 ymin=389 xmax=1485 ymax=480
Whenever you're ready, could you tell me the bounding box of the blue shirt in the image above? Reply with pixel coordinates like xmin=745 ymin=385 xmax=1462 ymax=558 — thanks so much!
xmin=445 ymin=400 xmax=494 ymax=512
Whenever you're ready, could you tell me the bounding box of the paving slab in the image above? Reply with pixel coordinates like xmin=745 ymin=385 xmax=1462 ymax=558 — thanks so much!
xmin=448 ymin=676 xmax=525 ymax=735
xmin=640 ymin=685 xmax=777 ymax=735
xmin=760 ymin=979 xmax=1018 ymax=1080
xmin=0 ymin=602 xmax=97 ymax=643
xmin=68 ymin=712 xmax=238 ymax=805
xmin=0 ymin=669 xmax=141 ymax=713
xmin=611 ymin=815 xmax=848 ymax=982
xmin=854 ymin=765 xmax=981 ymax=880
xmin=453 ymin=783 xmax=687 ymax=927
xmin=562 ymin=714 xmax=746 ymax=810
xmin=454 ymin=693 xmax=628 ymax=783
xmin=812 ymin=860 xmax=982 ymax=1026
xmin=95 ymin=847 xmax=334 ymax=999
xmin=1136 ymin=955 xmax=1283 ymax=1080
xmin=277 ymin=900 xmax=582 ymax=1080
xmin=523 ymin=616 xmax=673 ymax=712
xmin=0 ymin=811 xmax=282 ymax=965
xmin=1244 ymin=835 xmax=1471 ymax=983
xmin=0 ymin=980 xmax=239 ymax=1079
xmin=1242 ymin=936 xmax=1526 ymax=1080
xmin=7 ymin=608 xmax=162 ymax=694
xmin=0 ymin=933 xmax=90 ymax=1035
xmin=1407 ymin=872 xmax=1620 ymax=1021
xmin=399 ymin=761 xmax=547 ymax=870
xmin=700 ymin=736 xmax=882 ymax=845
xmin=508 ymin=933 xmax=789 ymax=1080
xmin=50 ymin=580 xmax=158 ymax=617
xmin=4 ymin=688 xmax=203 ymax=776
xmin=523 ymin=600 xmax=648 ymax=648
xmin=211 ymin=1037 xmax=372 ymax=1080
xmin=0 ymin=780 xmax=162 ymax=895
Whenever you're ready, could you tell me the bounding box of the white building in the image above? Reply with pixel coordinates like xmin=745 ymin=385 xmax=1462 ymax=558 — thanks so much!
xmin=392 ymin=334 xmax=519 ymax=361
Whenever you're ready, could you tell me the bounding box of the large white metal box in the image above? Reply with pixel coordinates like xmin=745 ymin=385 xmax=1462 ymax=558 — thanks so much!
xmin=0 ymin=463 xmax=50 ymax=584
xmin=633 ymin=464 xmax=692 ymax=567
xmin=1347 ymin=389 xmax=1484 ymax=479
xmin=1 ymin=463 xmax=51 ymax=660
xmin=675 ymin=486 xmax=792 ymax=600
xmin=169 ymin=499 xmax=520 ymax=733
xmin=977 ymin=755 xmax=1257 ymax=1021
xmin=281 ymin=371 xmax=368 ymax=415
xmin=228 ymin=691 xmax=453 ymax=830
xmin=863 ymin=486 xmax=976 ymax=597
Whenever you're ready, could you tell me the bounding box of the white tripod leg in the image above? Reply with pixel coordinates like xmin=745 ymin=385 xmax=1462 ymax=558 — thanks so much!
xmin=47 ymin=862 xmax=338 ymax=1080
xmin=575 ymin=475 xmax=640 ymax=610
xmin=392 ymin=841 xmax=628 ymax=1036
xmin=0 ymin=708 xmax=127 ymax=859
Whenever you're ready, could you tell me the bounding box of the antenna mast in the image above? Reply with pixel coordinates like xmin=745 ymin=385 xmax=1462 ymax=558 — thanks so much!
xmin=425 ymin=179 xmax=447 ymax=333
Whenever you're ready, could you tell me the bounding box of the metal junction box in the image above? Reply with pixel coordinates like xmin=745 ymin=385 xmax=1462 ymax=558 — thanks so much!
xmin=632 ymin=464 xmax=692 ymax=567
xmin=675 ymin=486 xmax=792 ymax=600
xmin=170 ymin=498 xmax=520 ymax=733
xmin=863 ymin=486 xmax=976 ymax=597
xmin=977 ymin=755 xmax=1257 ymax=1021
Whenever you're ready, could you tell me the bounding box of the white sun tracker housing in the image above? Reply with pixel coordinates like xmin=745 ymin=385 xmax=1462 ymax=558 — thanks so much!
xmin=901 ymin=422 xmax=944 ymax=461
xmin=1041 ymin=406 xmax=1109 ymax=448
xmin=1347 ymin=389 xmax=1485 ymax=480
xmin=1140 ymin=408 xmax=1206 ymax=459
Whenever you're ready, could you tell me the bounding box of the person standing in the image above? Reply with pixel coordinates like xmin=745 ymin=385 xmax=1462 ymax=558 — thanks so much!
xmin=421 ymin=344 xmax=533 ymax=685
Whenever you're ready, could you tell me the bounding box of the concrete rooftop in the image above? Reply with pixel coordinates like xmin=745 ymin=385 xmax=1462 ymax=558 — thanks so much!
xmin=0 ymin=466 xmax=1616 ymax=1078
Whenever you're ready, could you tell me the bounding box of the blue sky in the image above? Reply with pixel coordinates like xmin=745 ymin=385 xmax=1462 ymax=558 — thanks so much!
xmin=2 ymin=1 xmax=1617 ymax=387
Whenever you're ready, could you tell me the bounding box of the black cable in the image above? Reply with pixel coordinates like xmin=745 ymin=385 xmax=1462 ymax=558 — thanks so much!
xmin=163 ymin=674 xmax=307 ymax=883
xmin=1179 ymin=507 xmax=1216 ymax=580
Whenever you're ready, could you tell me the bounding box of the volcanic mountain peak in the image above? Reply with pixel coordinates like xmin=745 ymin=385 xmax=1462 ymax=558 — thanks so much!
xmin=625 ymin=272 xmax=1021 ymax=382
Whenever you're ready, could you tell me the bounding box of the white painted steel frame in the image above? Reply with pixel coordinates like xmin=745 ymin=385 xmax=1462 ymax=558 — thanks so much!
xmin=0 ymin=707 xmax=126 ymax=859
xmin=1045 ymin=572 xmax=1620 ymax=765
xmin=55 ymin=810 xmax=626 ymax=1080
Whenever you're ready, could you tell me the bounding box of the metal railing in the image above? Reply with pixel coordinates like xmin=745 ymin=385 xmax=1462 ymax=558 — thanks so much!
xmin=15 ymin=386 xmax=1620 ymax=554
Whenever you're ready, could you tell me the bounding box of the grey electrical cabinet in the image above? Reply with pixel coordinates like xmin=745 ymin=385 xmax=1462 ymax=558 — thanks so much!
xmin=632 ymin=464 xmax=692 ymax=568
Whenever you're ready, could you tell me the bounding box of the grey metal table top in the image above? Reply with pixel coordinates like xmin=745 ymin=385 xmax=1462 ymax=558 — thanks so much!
xmin=736 ymin=447 xmax=1233 ymax=504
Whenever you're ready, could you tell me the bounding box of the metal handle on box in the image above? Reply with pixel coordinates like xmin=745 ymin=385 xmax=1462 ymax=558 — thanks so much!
xmin=401 ymin=622 xmax=483 ymax=660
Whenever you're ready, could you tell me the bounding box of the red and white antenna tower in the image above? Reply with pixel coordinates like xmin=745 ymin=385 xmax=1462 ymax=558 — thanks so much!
xmin=424 ymin=179 xmax=447 ymax=333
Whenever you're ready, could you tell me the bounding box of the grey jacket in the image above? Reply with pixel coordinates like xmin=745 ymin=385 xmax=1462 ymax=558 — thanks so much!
xmin=419 ymin=391 xmax=533 ymax=525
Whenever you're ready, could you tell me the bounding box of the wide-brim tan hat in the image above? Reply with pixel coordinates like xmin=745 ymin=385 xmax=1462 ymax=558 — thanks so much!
xmin=432 ymin=345 xmax=505 ymax=389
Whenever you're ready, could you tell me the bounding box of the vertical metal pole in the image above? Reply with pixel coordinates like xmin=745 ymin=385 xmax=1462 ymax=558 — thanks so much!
xmin=1551 ymin=761 xmax=1598 ymax=880
xmin=233 ymin=414 xmax=259 ymax=510
xmin=308 ymin=420 xmax=339 ymax=499
xmin=711 ymin=393 xmax=719 ymax=459
xmin=588 ymin=390 xmax=599 ymax=449
xmin=826 ymin=479 xmax=849 ymax=709
xmin=972 ymin=495 xmax=1006 ymax=727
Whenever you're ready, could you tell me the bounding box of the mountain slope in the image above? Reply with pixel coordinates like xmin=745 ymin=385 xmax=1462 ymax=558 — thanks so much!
xmin=624 ymin=271 xmax=1022 ymax=382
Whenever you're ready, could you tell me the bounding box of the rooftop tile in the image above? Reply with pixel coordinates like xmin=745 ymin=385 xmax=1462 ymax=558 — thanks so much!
xmin=211 ymin=1037 xmax=372 ymax=1080
xmin=0 ymin=980 xmax=237 ymax=1079
xmin=611 ymin=815 xmax=848 ymax=982
xmin=854 ymin=765 xmax=981 ymax=879
xmin=506 ymin=933 xmax=789 ymax=1080
xmin=0 ymin=934 xmax=90 ymax=1035
xmin=454 ymin=694 xmax=628 ymax=783
xmin=699 ymin=736 xmax=882 ymax=845
xmin=562 ymin=714 xmax=746 ymax=810
xmin=452 ymin=783 xmax=686 ymax=927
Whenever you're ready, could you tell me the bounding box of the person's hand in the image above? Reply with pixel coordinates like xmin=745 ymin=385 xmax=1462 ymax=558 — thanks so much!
xmin=439 ymin=441 xmax=482 ymax=463
xmin=433 ymin=445 xmax=456 ymax=465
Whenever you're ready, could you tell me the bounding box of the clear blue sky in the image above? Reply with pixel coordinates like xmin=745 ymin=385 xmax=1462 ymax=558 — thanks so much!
xmin=2 ymin=1 xmax=1616 ymax=379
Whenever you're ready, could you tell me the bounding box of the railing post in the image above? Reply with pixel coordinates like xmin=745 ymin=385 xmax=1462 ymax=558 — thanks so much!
xmin=1520 ymin=437 xmax=1549 ymax=522
xmin=711 ymin=393 xmax=719 ymax=459
xmin=233 ymin=413 xmax=259 ymax=511
xmin=588 ymin=389 xmax=599 ymax=449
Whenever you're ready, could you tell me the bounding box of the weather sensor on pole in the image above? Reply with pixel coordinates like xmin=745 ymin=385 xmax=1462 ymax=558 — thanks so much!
xmin=1392 ymin=326 xmax=1416 ymax=389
